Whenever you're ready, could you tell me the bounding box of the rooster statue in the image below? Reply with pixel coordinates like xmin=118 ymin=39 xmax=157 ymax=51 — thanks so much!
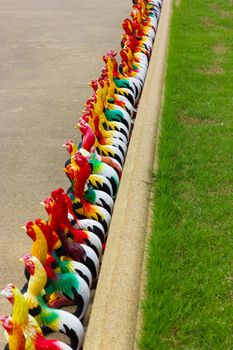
xmin=51 ymin=187 xmax=106 ymax=243
xmin=64 ymin=155 xmax=112 ymax=234
xmin=79 ymin=115 xmax=125 ymax=168
xmin=50 ymin=188 xmax=103 ymax=257
xmin=0 ymin=283 xmax=42 ymax=350
xmin=0 ymin=314 xmax=74 ymax=350
xmin=0 ymin=315 xmax=26 ymax=350
xmin=82 ymin=95 xmax=128 ymax=157
xmin=69 ymin=151 xmax=115 ymax=214
xmin=23 ymin=219 xmax=93 ymax=285
xmin=1 ymin=280 xmax=84 ymax=349
xmin=64 ymin=140 xmax=115 ymax=197
xmin=64 ymin=136 xmax=121 ymax=196
xmin=42 ymin=187 xmax=105 ymax=247
xmin=42 ymin=195 xmax=100 ymax=279
xmin=81 ymin=108 xmax=128 ymax=160
xmin=21 ymin=255 xmax=85 ymax=347
xmin=76 ymin=124 xmax=121 ymax=194
xmin=103 ymin=50 xmax=143 ymax=104
xmin=24 ymin=220 xmax=94 ymax=306
xmin=90 ymin=95 xmax=130 ymax=144
xmin=70 ymin=152 xmax=114 ymax=215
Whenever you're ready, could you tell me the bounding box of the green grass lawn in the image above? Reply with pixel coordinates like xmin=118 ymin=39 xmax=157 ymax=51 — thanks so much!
xmin=139 ymin=0 xmax=233 ymax=349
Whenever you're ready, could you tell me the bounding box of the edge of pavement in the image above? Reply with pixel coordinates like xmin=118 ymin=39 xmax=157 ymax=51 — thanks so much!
xmin=83 ymin=1 xmax=173 ymax=349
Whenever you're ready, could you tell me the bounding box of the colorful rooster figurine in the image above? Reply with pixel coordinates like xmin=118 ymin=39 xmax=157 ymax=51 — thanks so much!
xmin=42 ymin=194 xmax=100 ymax=279
xmin=21 ymin=255 xmax=85 ymax=347
xmin=88 ymin=97 xmax=129 ymax=145
xmin=79 ymin=117 xmax=125 ymax=168
xmin=0 ymin=315 xmax=25 ymax=350
xmin=81 ymin=109 xmax=128 ymax=160
xmin=24 ymin=221 xmax=94 ymax=307
xmin=103 ymin=50 xmax=143 ymax=103
xmin=24 ymin=219 xmax=90 ymax=283
xmin=0 ymin=283 xmax=42 ymax=350
xmin=64 ymin=140 xmax=115 ymax=197
xmin=25 ymin=218 xmax=92 ymax=289
xmin=50 ymin=186 xmax=106 ymax=243
xmin=1 ymin=280 xmax=84 ymax=349
xmin=64 ymin=154 xmax=112 ymax=234
xmin=91 ymin=95 xmax=130 ymax=145
xmin=75 ymin=125 xmax=121 ymax=196
xmin=70 ymin=151 xmax=115 ymax=214
xmin=0 ymin=314 xmax=74 ymax=350
xmin=49 ymin=188 xmax=103 ymax=257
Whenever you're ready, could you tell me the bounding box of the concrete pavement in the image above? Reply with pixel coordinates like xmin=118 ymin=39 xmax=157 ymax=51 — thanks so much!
xmin=0 ymin=0 xmax=131 ymax=345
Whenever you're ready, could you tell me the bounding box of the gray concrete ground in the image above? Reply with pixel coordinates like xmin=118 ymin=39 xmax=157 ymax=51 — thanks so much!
xmin=0 ymin=0 xmax=131 ymax=345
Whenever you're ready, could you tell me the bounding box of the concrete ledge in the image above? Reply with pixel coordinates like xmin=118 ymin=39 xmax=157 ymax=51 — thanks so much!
xmin=83 ymin=1 xmax=172 ymax=349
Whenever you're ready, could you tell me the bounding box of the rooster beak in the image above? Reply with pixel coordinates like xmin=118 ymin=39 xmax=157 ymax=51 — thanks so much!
xmin=21 ymin=226 xmax=26 ymax=232
xmin=40 ymin=201 xmax=45 ymax=207
xmin=18 ymin=257 xmax=24 ymax=263
xmin=74 ymin=123 xmax=79 ymax=129
xmin=0 ymin=290 xmax=7 ymax=298
xmin=62 ymin=143 xmax=66 ymax=147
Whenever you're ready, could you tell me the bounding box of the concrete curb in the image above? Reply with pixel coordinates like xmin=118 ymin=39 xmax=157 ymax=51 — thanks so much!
xmin=83 ymin=1 xmax=172 ymax=349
